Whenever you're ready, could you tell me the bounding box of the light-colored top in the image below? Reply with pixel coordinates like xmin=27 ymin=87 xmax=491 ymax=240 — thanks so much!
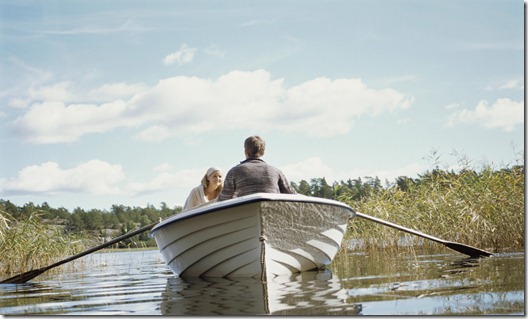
xmin=183 ymin=185 xmax=217 ymax=211
xmin=218 ymin=158 xmax=296 ymax=201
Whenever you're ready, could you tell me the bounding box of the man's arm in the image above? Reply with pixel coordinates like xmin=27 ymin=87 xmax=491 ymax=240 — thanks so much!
xmin=277 ymin=169 xmax=297 ymax=194
xmin=218 ymin=169 xmax=236 ymax=201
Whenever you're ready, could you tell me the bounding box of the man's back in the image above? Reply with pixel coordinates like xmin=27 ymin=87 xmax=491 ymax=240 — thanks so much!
xmin=218 ymin=158 xmax=295 ymax=201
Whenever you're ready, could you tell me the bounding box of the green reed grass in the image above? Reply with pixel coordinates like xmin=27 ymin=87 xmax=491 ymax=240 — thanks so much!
xmin=342 ymin=163 xmax=524 ymax=253
xmin=0 ymin=210 xmax=86 ymax=276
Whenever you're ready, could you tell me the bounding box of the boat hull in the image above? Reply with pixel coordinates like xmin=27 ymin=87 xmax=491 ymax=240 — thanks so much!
xmin=150 ymin=193 xmax=355 ymax=279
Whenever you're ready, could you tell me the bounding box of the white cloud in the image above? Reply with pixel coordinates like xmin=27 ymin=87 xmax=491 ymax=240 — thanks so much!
xmin=135 ymin=125 xmax=171 ymax=142
xmin=8 ymin=81 xmax=75 ymax=109
xmin=28 ymin=81 xmax=74 ymax=102
xmin=203 ymin=45 xmax=225 ymax=58
xmin=7 ymin=78 xmax=148 ymax=109
xmin=8 ymin=98 xmax=31 ymax=109
xmin=486 ymin=79 xmax=524 ymax=91
xmin=280 ymin=157 xmax=334 ymax=182
xmin=278 ymin=77 xmax=413 ymax=136
xmin=153 ymin=163 xmax=173 ymax=173
xmin=497 ymin=79 xmax=523 ymax=90
xmin=11 ymin=69 xmax=414 ymax=143
xmin=447 ymin=98 xmax=523 ymax=131
xmin=88 ymin=82 xmax=149 ymax=102
xmin=125 ymin=168 xmax=205 ymax=196
xmin=0 ymin=160 xmax=125 ymax=195
xmin=163 ymin=44 xmax=197 ymax=66
xmin=0 ymin=160 xmax=210 ymax=199
xmin=281 ymin=157 xmax=425 ymax=185
xmin=12 ymin=100 xmax=135 ymax=143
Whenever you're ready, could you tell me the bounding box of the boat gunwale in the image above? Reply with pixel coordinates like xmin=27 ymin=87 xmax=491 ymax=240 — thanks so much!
xmin=149 ymin=193 xmax=355 ymax=237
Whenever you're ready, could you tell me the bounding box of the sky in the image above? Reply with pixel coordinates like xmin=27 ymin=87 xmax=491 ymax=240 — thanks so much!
xmin=0 ymin=0 xmax=524 ymax=211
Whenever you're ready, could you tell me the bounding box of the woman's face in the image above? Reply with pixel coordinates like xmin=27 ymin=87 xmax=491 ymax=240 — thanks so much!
xmin=207 ymin=171 xmax=222 ymax=189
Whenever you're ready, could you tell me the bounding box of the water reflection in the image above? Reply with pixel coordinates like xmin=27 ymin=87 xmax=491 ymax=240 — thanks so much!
xmin=335 ymin=251 xmax=524 ymax=315
xmin=0 ymin=249 xmax=523 ymax=315
xmin=0 ymin=250 xmax=171 ymax=315
xmin=439 ymin=257 xmax=482 ymax=277
xmin=161 ymin=270 xmax=362 ymax=315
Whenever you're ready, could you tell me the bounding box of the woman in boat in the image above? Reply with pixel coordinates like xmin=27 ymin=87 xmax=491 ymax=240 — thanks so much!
xmin=218 ymin=135 xmax=296 ymax=201
xmin=183 ymin=167 xmax=223 ymax=211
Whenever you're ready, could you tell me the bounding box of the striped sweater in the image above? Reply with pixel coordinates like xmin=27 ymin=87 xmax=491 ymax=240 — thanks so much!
xmin=217 ymin=158 xmax=296 ymax=201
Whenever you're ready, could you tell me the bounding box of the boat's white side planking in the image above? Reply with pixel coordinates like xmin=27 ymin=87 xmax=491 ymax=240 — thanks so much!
xmin=150 ymin=193 xmax=355 ymax=279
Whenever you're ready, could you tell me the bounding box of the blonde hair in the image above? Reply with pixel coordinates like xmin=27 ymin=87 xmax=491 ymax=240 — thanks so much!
xmin=244 ymin=135 xmax=266 ymax=157
xmin=201 ymin=168 xmax=223 ymax=197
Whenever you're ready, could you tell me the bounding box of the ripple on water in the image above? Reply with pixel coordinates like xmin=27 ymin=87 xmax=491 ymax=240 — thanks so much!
xmin=0 ymin=249 xmax=524 ymax=315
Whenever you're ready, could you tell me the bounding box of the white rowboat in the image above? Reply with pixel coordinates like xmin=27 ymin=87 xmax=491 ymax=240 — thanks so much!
xmin=149 ymin=193 xmax=355 ymax=280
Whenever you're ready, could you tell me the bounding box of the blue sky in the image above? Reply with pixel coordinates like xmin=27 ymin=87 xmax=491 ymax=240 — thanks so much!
xmin=0 ymin=0 xmax=524 ymax=211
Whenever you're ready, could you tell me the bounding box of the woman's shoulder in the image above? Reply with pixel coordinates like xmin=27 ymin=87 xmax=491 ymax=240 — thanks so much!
xmin=189 ymin=184 xmax=203 ymax=192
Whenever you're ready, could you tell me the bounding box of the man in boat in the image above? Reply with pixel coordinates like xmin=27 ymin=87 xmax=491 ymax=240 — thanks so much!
xmin=218 ymin=135 xmax=296 ymax=201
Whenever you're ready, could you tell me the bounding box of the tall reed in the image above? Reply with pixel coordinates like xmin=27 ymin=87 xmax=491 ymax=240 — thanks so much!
xmin=342 ymin=163 xmax=524 ymax=253
xmin=0 ymin=210 xmax=86 ymax=275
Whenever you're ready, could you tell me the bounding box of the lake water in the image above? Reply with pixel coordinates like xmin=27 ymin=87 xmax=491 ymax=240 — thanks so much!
xmin=0 ymin=248 xmax=524 ymax=315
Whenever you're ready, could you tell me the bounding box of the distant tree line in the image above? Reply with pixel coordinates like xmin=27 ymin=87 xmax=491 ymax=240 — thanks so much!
xmin=0 ymin=200 xmax=180 ymax=248
xmin=0 ymin=164 xmax=523 ymax=249
xmin=292 ymin=165 xmax=524 ymax=200
xmin=291 ymin=176 xmax=383 ymax=200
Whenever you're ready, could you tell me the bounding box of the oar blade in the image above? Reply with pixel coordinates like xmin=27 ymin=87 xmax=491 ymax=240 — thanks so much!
xmin=444 ymin=241 xmax=493 ymax=258
xmin=1 ymin=269 xmax=46 ymax=284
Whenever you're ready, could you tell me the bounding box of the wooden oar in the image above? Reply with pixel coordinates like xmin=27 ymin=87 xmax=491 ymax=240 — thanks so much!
xmin=1 ymin=221 xmax=158 ymax=284
xmin=355 ymin=211 xmax=493 ymax=258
